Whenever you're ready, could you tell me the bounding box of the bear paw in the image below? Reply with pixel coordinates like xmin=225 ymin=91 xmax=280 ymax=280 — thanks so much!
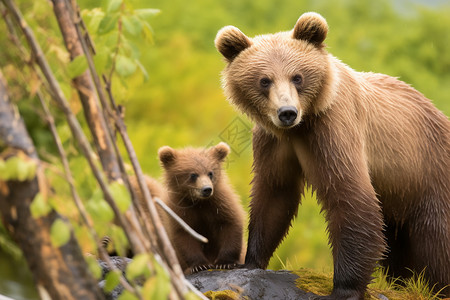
xmin=190 ymin=264 xmax=214 ymax=274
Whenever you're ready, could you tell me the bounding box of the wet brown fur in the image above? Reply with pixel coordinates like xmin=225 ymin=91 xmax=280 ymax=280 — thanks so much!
xmin=158 ymin=143 xmax=245 ymax=275
xmin=128 ymin=175 xmax=167 ymax=218
xmin=215 ymin=12 xmax=450 ymax=299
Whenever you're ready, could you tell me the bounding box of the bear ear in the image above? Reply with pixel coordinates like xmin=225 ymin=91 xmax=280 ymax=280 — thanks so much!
xmin=158 ymin=146 xmax=176 ymax=167
xmin=292 ymin=12 xmax=328 ymax=47
xmin=215 ymin=26 xmax=252 ymax=62
xmin=211 ymin=142 xmax=230 ymax=162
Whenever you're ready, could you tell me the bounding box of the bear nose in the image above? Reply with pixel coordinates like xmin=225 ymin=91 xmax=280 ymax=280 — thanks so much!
xmin=277 ymin=106 xmax=298 ymax=126
xmin=201 ymin=186 xmax=213 ymax=197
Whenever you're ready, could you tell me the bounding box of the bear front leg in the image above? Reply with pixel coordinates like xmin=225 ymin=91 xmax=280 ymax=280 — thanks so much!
xmin=308 ymin=146 xmax=386 ymax=299
xmin=329 ymin=186 xmax=385 ymax=299
xmin=245 ymin=128 xmax=303 ymax=269
xmin=171 ymin=227 xmax=211 ymax=275
xmin=213 ymin=220 xmax=244 ymax=269
xmin=245 ymin=176 xmax=302 ymax=269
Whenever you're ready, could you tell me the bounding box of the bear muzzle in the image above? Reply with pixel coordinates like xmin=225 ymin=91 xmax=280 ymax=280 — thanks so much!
xmin=200 ymin=186 xmax=213 ymax=198
xmin=277 ymin=106 xmax=298 ymax=127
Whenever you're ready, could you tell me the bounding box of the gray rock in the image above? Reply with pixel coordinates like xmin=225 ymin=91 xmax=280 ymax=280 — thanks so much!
xmin=98 ymin=257 xmax=131 ymax=300
xmin=98 ymin=256 xmax=132 ymax=279
xmin=99 ymin=258 xmax=320 ymax=299
xmin=187 ymin=268 xmax=317 ymax=300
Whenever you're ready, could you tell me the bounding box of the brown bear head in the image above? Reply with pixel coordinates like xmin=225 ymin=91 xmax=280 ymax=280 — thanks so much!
xmin=215 ymin=12 xmax=333 ymax=135
xmin=158 ymin=142 xmax=230 ymax=203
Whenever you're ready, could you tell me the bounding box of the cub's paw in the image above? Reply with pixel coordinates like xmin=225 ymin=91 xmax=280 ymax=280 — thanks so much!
xmin=189 ymin=264 xmax=214 ymax=274
xmin=213 ymin=263 xmax=240 ymax=270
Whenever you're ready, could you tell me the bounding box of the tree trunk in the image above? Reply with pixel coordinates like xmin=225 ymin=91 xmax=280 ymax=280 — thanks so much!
xmin=0 ymin=71 xmax=104 ymax=300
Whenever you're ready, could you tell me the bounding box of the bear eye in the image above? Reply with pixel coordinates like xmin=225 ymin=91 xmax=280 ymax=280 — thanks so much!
xmin=292 ymin=74 xmax=303 ymax=86
xmin=189 ymin=173 xmax=198 ymax=181
xmin=259 ymin=77 xmax=272 ymax=89
xmin=207 ymin=171 xmax=214 ymax=179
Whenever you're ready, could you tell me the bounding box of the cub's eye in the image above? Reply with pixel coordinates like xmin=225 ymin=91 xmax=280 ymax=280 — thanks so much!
xmin=207 ymin=171 xmax=214 ymax=179
xmin=259 ymin=77 xmax=272 ymax=89
xmin=292 ymin=74 xmax=303 ymax=86
xmin=189 ymin=173 xmax=198 ymax=181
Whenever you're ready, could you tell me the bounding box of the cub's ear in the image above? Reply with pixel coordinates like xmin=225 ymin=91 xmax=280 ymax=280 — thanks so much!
xmin=158 ymin=146 xmax=176 ymax=167
xmin=211 ymin=142 xmax=230 ymax=162
xmin=215 ymin=26 xmax=252 ymax=62
xmin=292 ymin=12 xmax=328 ymax=47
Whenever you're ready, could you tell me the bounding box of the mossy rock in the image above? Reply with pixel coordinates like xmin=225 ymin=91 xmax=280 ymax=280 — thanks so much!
xmin=188 ymin=268 xmax=316 ymax=299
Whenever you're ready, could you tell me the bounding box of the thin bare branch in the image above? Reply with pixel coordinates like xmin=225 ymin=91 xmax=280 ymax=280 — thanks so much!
xmin=60 ymin=1 xmax=160 ymax=256
xmin=155 ymin=197 xmax=208 ymax=244
xmin=36 ymin=91 xmax=140 ymax=297
xmin=65 ymin=1 xmax=194 ymax=295
xmin=102 ymin=75 xmax=188 ymax=297
xmin=51 ymin=0 xmax=121 ymax=182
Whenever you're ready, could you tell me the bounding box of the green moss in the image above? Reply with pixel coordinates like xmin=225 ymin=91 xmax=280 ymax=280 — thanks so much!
xmin=294 ymin=268 xmax=333 ymax=296
xmin=294 ymin=267 xmax=443 ymax=300
xmin=203 ymin=290 xmax=249 ymax=300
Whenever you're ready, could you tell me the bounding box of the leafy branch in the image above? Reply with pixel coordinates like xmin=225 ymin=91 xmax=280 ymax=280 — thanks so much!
xmin=0 ymin=0 xmax=206 ymax=299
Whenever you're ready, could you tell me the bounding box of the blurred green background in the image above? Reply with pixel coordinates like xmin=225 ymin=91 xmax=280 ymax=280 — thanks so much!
xmin=0 ymin=0 xmax=449 ymax=299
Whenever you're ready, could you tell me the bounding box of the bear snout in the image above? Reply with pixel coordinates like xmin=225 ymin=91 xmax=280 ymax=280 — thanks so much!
xmin=201 ymin=186 xmax=213 ymax=198
xmin=277 ymin=106 xmax=298 ymax=126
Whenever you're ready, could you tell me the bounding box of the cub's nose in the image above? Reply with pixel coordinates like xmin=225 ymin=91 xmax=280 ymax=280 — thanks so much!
xmin=277 ymin=106 xmax=298 ymax=126
xmin=201 ymin=186 xmax=213 ymax=197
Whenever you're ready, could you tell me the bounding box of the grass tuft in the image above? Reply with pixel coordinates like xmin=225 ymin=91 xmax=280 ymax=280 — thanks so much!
xmin=293 ymin=266 xmax=447 ymax=300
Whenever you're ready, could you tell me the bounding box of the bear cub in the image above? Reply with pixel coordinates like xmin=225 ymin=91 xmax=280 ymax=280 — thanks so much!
xmin=158 ymin=142 xmax=245 ymax=275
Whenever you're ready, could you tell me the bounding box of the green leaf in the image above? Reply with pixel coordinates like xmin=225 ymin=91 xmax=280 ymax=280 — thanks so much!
xmin=122 ymin=15 xmax=143 ymax=36
xmin=142 ymin=275 xmax=171 ymax=300
xmin=142 ymin=260 xmax=171 ymax=300
xmin=67 ymin=55 xmax=88 ymax=79
xmin=141 ymin=21 xmax=155 ymax=43
xmin=86 ymin=255 xmax=102 ymax=280
xmin=82 ymin=8 xmax=104 ymax=33
xmin=122 ymin=38 xmax=140 ymax=59
xmin=93 ymin=45 xmax=111 ymax=75
xmin=134 ymin=8 xmax=160 ymax=20
xmin=60 ymin=81 xmax=72 ymax=101
xmin=109 ymin=225 xmax=129 ymax=257
xmin=11 ymin=156 xmax=27 ymax=181
xmin=1 ymin=156 xmax=37 ymax=181
xmin=117 ymin=291 xmax=139 ymax=300
xmin=109 ymin=181 xmax=131 ymax=213
xmin=107 ymin=0 xmax=122 ymax=13
xmin=104 ymin=270 xmax=121 ymax=292
xmin=0 ymin=160 xmax=5 ymax=174
xmin=26 ymin=160 xmax=37 ymax=180
xmin=86 ymin=197 xmax=115 ymax=223
xmin=135 ymin=59 xmax=149 ymax=81
xmin=0 ymin=159 xmax=13 ymax=180
xmin=50 ymin=219 xmax=71 ymax=247
xmin=98 ymin=14 xmax=119 ymax=35
xmin=115 ymin=55 xmax=137 ymax=77
xmin=57 ymin=124 xmax=71 ymax=144
xmin=126 ymin=253 xmax=150 ymax=281
xmin=30 ymin=193 xmax=52 ymax=218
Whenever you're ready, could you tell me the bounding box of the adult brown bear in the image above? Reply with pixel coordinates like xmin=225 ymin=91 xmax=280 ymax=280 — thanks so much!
xmin=215 ymin=12 xmax=450 ymax=299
